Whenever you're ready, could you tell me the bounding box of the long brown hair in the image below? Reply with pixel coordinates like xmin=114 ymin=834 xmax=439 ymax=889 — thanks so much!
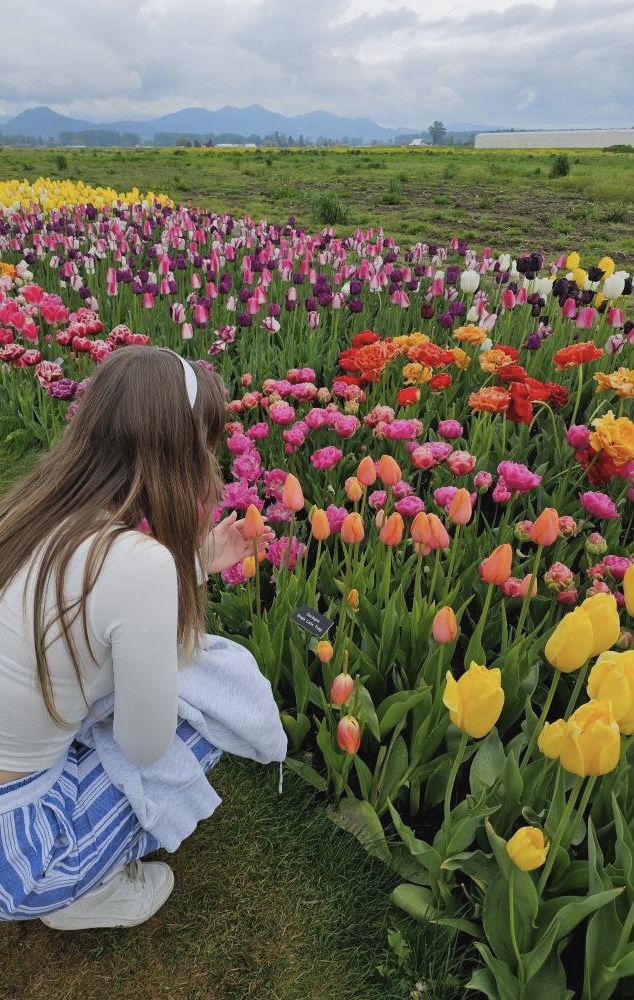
xmin=0 ymin=346 xmax=226 ymax=725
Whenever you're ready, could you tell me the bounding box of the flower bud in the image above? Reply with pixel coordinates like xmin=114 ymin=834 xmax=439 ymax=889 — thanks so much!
xmin=341 ymin=512 xmax=365 ymax=544
xmin=506 ymin=827 xmax=548 ymax=872
xmin=586 ymin=532 xmax=608 ymax=556
xmin=316 ymin=640 xmax=334 ymax=664
xmin=432 ymin=606 xmax=458 ymax=644
xmin=310 ymin=508 xmax=331 ymax=541
xmin=345 ymin=477 xmax=364 ymax=503
xmin=337 ymin=715 xmax=361 ymax=754
xmin=242 ymin=556 xmax=256 ymax=580
xmin=544 ymin=562 xmax=575 ymax=593
xmin=331 ymin=672 xmax=354 ymax=706
xmin=347 ymin=589 xmax=359 ymax=611
xmin=447 ymin=487 xmax=473 ymax=525
xmin=514 ymin=520 xmax=533 ymax=543
xmin=379 ymin=512 xmax=404 ymax=546
xmin=242 ymin=504 xmax=266 ymax=540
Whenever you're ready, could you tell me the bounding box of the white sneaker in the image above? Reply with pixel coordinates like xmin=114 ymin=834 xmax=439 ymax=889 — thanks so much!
xmin=41 ymin=861 xmax=174 ymax=930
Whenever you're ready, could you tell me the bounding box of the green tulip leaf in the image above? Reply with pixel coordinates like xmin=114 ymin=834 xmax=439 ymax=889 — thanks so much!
xmin=283 ymin=756 xmax=328 ymax=792
xmin=470 ymin=728 xmax=506 ymax=795
xmin=328 ymin=798 xmax=391 ymax=864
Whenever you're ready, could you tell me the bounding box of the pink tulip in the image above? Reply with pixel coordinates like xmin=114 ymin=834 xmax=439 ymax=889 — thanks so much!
xmin=608 ymin=308 xmax=624 ymax=328
xmin=143 ymin=292 xmax=154 ymax=309
xmin=562 ymin=297 xmax=577 ymax=319
xmin=501 ymin=289 xmax=516 ymax=310
xmin=576 ymin=307 xmax=597 ymax=329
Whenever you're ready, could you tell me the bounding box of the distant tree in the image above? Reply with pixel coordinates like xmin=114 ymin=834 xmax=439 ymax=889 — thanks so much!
xmin=429 ymin=121 xmax=447 ymax=146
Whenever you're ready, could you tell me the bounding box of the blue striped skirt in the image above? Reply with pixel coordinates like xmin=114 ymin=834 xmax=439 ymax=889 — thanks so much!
xmin=0 ymin=721 xmax=221 ymax=921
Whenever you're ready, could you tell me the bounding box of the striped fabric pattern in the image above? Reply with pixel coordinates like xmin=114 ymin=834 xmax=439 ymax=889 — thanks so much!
xmin=0 ymin=721 xmax=221 ymax=920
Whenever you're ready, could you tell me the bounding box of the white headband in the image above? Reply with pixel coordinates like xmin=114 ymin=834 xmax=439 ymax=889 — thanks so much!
xmin=160 ymin=349 xmax=198 ymax=408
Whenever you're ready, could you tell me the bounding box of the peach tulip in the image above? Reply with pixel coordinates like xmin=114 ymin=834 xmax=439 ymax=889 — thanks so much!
xmin=411 ymin=511 xmax=431 ymax=546
xmin=447 ymin=488 xmax=473 ymax=526
xmin=310 ymin=508 xmax=331 ymax=541
xmin=529 ymin=508 xmax=559 ymax=546
xmin=242 ymin=555 xmax=256 ymax=579
xmin=331 ymin=673 xmax=354 ymax=705
xmin=428 ymin=513 xmax=450 ymax=550
xmin=377 ymin=455 xmax=401 ymax=487
xmin=379 ymin=512 xmax=404 ymax=546
xmin=345 ymin=477 xmax=364 ymax=502
xmin=341 ymin=513 xmax=365 ymax=544
xmin=357 ymin=456 xmax=377 ymax=486
xmin=433 ymin=606 xmax=458 ymax=643
xmin=242 ymin=504 xmax=266 ymax=539
xmin=316 ymin=640 xmax=334 ymax=663
xmin=282 ymin=473 xmax=304 ymax=512
xmin=479 ymin=544 xmax=513 ymax=585
xmin=337 ymin=716 xmax=361 ymax=754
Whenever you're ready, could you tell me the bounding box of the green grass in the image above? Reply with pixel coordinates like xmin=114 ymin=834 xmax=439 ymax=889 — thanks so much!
xmin=1 ymin=145 xmax=633 ymax=265
xmin=0 ymin=448 xmax=467 ymax=999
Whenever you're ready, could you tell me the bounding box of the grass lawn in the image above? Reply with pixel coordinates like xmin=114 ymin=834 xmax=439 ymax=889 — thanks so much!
xmin=1 ymin=145 xmax=633 ymax=266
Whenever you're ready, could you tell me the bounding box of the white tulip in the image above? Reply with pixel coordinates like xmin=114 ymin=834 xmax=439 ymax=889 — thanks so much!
xmin=479 ymin=338 xmax=493 ymax=352
xmin=460 ymin=270 xmax=480 ymax=293
xmin=498 ymin=254 xmax=511 ymax=270
xmin=466 ymin=306 xmax=480 ymax=322
xmin=603 ymin=273 xmax=626 ymax=299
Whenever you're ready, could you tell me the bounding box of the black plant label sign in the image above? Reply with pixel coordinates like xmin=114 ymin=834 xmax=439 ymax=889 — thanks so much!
xmin=291 ymin=606 xmax=334 ymax=639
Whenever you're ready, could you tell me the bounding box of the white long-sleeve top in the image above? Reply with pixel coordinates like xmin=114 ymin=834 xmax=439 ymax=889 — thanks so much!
xmin=0 ymin=531 xmax=183 ymax=772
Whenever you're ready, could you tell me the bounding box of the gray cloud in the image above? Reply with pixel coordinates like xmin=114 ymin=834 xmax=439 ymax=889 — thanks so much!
xmin=0 ymin=0 xmax=631 ymax=128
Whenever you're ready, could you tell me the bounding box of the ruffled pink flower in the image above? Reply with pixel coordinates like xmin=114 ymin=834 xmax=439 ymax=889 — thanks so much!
xmin=333 ymin=414 xmax=360 ymax=438
xmin=428 ymin=441 xmax=453 ymax=461
xmin=266 ymin=502 xmax=293 ymax=524
xmin=434 ymin=486 xmax=458 ymax=510
xmin=227 ymin=433 xmax=253 ymax=455
xmin=269 ymin=401 xmax=296 ymax=425
xmin=304 ymin=408 xmax=331 ymax=430
xmin=291 ymin=382 xmax=319 ymax=403
xmin=566 ymin=425 xmax=591 ymax=450
xmin=497 ymin=461 xmax=542 ymax=493
xmin=558 ymin=515 xmax=577 ymax=538
xmin=411 ymin=446 xmax=437 ymax=470
xmin=283 ymin=426 xmax=307 ymax=449
xmin=310 ymin=447 xmax=343 ymax=471
xmin=392 ymin=480 xmax=414 ymax=499
xmin=395 ymin=496 xmax=425 ymax=518
xmin=287 ymin=367 xmax=316 ymax=384
xmin=222 ymin=562 xmax=246 ymax=586
xmin=326 ymin=505 xmax=347 ymax=534
xmin=556 ymin=589 xmax=578 ymax=605
xmin=447 ymin=451 xmax=476 ymax=476
xmin=231 ymin=452 xmax=262 ymax=482
xmin=221 ymin=481 xmax=263 ymax=511
xmin=247 ymin=422 xmax=269 ymax=441
xmin=364 ymin=405 xmax=394 ymax=428
xmin=544 ymin=562 xmax=575 ymax=592
xmin=437 ymin=419 xmax=463 ymax=439
xmin=501 ymin=576 xmax=536 ymax=599
xmin=264 ymin=469 xmax=288 ymax=500
xmin=587 ymin=580 xmax=612 ymax=597
xmin=492 ymin=479 xmax=512 ymax=503
xmin=384 ymin=419 xmax=423 ymax=441
xmin=368 ymin=490 xmax=388 ymax=509
xmin=474 ymin=471 xmax=493 ymax=491
xmin=268 ymin=536 xmax=307 ymax=570
xmin=580 ymin=491 xmax=619 ymax=520
xmin=603 ymin=555 xmax=632 ymax=582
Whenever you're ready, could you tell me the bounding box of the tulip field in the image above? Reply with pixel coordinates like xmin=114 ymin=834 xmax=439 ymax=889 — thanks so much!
xmin=0 ymin=165 xmax=633 ymax=999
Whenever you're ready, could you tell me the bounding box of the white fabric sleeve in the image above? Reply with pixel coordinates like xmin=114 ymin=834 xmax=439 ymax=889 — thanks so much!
xmin=88 ymin=533 xmax=179 ymax=767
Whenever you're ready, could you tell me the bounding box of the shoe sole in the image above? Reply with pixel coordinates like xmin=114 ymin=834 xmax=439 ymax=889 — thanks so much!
xmin=41 ymin=866 xmax=175 ymax=930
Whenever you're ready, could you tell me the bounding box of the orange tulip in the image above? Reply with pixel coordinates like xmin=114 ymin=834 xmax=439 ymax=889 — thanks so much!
xmin=379 ymin=512 xmax=404 ymax=546
xmin=479 ymin=543 xmax=513 ymax=585
xmin=347 ymin=589 xmax=360 ymax=610
xmin=310 ymin=508 xmax=331 ymax=540
xmin=282 ymin=473 xmax=304 ymax=512
xmin=447 ymin=488 xmax=473 ymax=525
xmin=375 ymin=509 xmax=386 ymax=529
xmin=529 ymin=508 xmax=559 ymax=546
xmin=377 ymin=454 xmax=401 ymax=487
xmin=428 ymin=513 xmax=450 ymax=550
xmin=341 ymin=512 xmax=365 ymax=544
xmin=337 ymin=716 xmax=361 ymax=754
xmin=345 ymin=477 xmax=364 ymax=503
xmin=411 ymin=511 xmax=431 ymax=545
xmin=357 ymin=456 xmax=377 ymax=486
xmin=242 ymin=555 xmax=256 ymax=579
xmin=242 ymin=503 xmax=266 ymax=540
xmin=316 ymin=640 xmax=334 ymax=663
xmin=433 ymin=606 xmax=458 ymax=644
xmin=331 ymin=673 xmax=354 ymax=705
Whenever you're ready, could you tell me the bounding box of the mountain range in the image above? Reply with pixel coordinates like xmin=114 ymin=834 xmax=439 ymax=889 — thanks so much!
xmin=0 ymin=105 xmax=492 ymax=143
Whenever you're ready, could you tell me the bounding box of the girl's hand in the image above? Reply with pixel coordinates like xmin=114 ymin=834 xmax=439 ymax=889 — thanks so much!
xmin=204 ymin=511 xmax=274 ymax=575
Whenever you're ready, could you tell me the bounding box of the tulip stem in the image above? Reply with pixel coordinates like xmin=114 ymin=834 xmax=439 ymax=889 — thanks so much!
xmin=537 ymin=775 xmax=584 ymax=895
xmin=520 ymin=669 xmax=561 ymax=768
xmin=509 ymin=868 xmax=526 ymax=994
xmin=564 ymin=776 xmax=597 ymax=850
xmin=444 ymin=524 xmax=461 ymax=598
xmin=252 ymin=540 xmax=261 ymax=619
xmin=570 ymin=362 xmax=584 ymax=426
xmin=312 ymin=539 xmax=323 ymax=606
xmin=515 ymin=545 xmax=542 ymax=640
xmin=380 ymin=546 xmax=392 ymax=609
xmin=443 ymin=731 xmax=469 ymax=837
xmin=564 ymin=662 xmax=589 ymax=718
xmin=429 ymin=549 xmax=441 ymax=602
xmin=472 ymin=583 xmax=494 ymax=653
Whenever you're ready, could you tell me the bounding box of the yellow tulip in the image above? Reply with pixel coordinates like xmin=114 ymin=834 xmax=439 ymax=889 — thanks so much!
xmin=443 ymin=662 xmax=504 ymax=739
xmin=566 ymin=252 xmax=581 ymax=270
xmin=506 ymin=827 xmax=549 ymax=871
xmin=538 ymin=718 xmax=568 ymax=759
xmin=625 ymin=564 xmax=634 ymax=617
xmin=544 ymin=607 xmax=594 ymax=672
xmin=588 ymin=651 xmax=634 ymax=734
xmin=598 ymin=256 xmax=615 ymax=278
xmin=572 ymin=267 xmax=588 ymax=289
xmin=558 ymin=700 xmax=621 ymax=777
xmin=581 ymin=592 xmax=620 ymax=656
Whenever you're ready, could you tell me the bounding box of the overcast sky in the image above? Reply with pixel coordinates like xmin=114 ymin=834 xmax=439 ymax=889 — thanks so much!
xmin=0 ymin=0 xmax=631 ymax=128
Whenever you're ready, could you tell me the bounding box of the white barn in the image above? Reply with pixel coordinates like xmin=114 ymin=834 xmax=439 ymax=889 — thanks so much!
xmin=475 ymin=129 xmax=634 ymax=149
